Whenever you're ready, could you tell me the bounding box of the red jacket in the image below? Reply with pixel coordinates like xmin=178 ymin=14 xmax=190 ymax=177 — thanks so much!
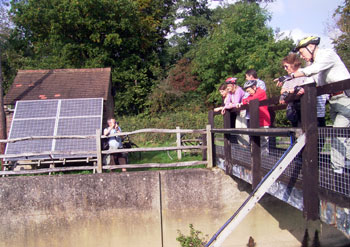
xmin=242 ymin=88 xmax=271 ymax=127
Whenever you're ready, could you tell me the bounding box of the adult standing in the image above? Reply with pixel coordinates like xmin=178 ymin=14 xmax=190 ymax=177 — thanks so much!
xmin=277 ymin=53 xmax=329 ymax=128
xmin=291 ymin=36 xmax=350 ymax=174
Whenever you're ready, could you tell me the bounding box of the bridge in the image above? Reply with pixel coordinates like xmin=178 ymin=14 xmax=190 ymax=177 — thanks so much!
xmin=204 ymin=80 xmax=350 ymax=241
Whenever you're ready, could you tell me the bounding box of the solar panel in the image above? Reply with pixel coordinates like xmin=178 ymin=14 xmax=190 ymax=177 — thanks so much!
xmin=5 ymin=98 xmax=103 ymax=161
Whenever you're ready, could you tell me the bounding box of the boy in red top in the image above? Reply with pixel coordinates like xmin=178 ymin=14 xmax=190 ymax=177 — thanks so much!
xmin=238 ymin=80 xmax=270 ymax=154
xmin=239 ymin=80 xmax=271 ymax=127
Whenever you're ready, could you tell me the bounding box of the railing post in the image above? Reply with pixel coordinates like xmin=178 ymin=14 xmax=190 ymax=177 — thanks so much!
xmin=224 ymin=111 xmax=233 ymax=175
xmin=300 ymin=83 xmax=319 ymax=220
xmin=203 ymin=110 xmax=215 ymax=161
xmin=206 ymin=124 xmax=213 ymax=168
xmin=249 ymin=99 xmax=261 ymax=189
xmin=176 ymin=126 xmax=182 ymax=160
xmin=96 ymin=129 xmax=102 ymax=174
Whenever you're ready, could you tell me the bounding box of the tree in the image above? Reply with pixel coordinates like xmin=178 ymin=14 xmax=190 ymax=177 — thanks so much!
xmin=190 ymin=2 xmax=293 ymax=105
xmin=9 ymin=0 xmax=176 ymax=114
xmin=333 ymin=0 xmax=350 ymax=68
xmin=166 ymin=0 xmax=212 ymax=63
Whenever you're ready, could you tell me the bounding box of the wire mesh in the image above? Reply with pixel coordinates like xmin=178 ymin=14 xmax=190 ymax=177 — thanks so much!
xmin=318 ymin=127 xmax=350 ymax=197
xmin=261 ymin=136 xmax=303 ymax=180
xmin=214 ymin=129 xmax=350 ymax=198
xmin=227 ymin=134 xmax=302 ymax=179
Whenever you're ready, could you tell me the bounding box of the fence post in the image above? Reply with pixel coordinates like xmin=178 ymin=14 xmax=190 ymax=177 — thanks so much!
xmin=203 ymin=110 xmax=215 ymax=161
xmin=96 ymin=129 xmax=102 ymax=174
xmin=224 ymin=111 xmax=233 ymax=175
xmin=206 ymin=124 xmax=213 ymax=168
xmin=249 ymin=99 xmax=261 ymax=189
xmin=176 ymin=126 xmax=182 ymax=160
xmin=300 ymin=83 xmax=319 ymax=220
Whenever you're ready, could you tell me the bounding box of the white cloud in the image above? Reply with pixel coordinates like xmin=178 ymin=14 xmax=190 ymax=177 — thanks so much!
xmin=276 ymin=28 xmax=336 ymax=49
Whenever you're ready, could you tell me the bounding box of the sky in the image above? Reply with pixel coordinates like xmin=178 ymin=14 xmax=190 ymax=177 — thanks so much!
xmin=209 ymin=0 xmax=345 ymax=48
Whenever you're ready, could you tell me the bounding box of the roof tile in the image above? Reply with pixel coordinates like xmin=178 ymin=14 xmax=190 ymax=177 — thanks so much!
xmin=4 ymin=68 xmax=111 ymax=105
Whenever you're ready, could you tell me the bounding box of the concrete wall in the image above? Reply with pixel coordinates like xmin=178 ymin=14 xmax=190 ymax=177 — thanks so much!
xmin=0 ymin=168 xmax=348 ymax=247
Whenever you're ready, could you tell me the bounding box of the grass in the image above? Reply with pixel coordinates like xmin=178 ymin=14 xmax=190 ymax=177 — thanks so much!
xmin=121 ymin=141 xmax=205 ymax=172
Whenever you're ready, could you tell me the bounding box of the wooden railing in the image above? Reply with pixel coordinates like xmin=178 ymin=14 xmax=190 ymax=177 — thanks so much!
xmin=0 ymin=128 xmax=209 ymax=175
xmin=208 ymin=79 xmax=350 ymax=220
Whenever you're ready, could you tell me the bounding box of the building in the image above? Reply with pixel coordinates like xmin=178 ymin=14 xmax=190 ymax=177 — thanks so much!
xmin=4 ymin=68 xmax=114 ymax=132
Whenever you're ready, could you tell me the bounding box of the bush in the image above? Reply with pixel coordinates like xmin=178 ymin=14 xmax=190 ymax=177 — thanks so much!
xmin=176 ymin=224 xmax=207 ymax=247
xmin=117 ymin=111 xmax=223 ymax=145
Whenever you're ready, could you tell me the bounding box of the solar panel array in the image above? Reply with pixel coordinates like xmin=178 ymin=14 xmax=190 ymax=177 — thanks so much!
xmin=5 ymin=98 xmax=103 ymax=161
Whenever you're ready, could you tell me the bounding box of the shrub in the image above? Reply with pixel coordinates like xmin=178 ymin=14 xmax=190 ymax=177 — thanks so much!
xmin=117 ymin=111 xmax=223 ymax=145
xmin=176 ymin=224 xmax=207 ymax=247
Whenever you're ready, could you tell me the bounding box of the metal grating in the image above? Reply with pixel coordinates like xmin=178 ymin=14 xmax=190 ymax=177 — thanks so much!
xmin=215 ymin=130 xmax=349 ymax=198
xmin=318 ymin=127 xmax=350 ymax=197
xmin=5 ymin=98 xmax=103 ymax=161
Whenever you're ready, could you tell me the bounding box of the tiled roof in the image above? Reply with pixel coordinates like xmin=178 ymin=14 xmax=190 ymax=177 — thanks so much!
xmin=4 ymin=68 xmax=111 ymax=105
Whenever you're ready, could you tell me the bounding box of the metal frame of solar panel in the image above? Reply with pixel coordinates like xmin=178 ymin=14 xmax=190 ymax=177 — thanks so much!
xmin=5 ymin=98 xmax=103 ymax=161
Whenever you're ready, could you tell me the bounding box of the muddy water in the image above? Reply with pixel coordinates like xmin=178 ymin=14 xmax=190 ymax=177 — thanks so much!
xmin=0 ymin=169 xmax=348 ymax=247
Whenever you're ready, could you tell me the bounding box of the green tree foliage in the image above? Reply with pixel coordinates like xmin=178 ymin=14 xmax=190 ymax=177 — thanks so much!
xmin=191 ymin=2 xmax=293 ymax=105
xmin=166 ymin=0 xmax=212 ymax=63
xmin=0 ymin=0 xmax=17 ymax=92
xmin=333 ymin=0 xmax=350 ymax=68
xmin=8 ymin=0 xmax=176 ymax=114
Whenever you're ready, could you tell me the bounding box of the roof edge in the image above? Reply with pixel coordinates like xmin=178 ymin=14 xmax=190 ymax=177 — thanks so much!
xmin=17 ymin=67 xmax=111 ymax=74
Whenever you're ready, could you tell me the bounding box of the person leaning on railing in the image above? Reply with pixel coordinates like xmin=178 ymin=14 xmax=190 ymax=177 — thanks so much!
xmin=281 ymin=36 xmax=350 ymax=174
xmin=237 ymin=80 xmax=271 ymax=154
xmin=222 ymin=77 xmax=250 ymax=147
xmin=275 ymin=53 xmax=329 ymax=128
xmin=244 ymin=69 xmax=267 ymax=127
xmin=214 ymin=83 xmax=229 ymax=113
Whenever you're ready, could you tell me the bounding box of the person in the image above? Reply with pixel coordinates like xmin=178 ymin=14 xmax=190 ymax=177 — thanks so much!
xmin=244 ymin=69 xmax=266 ymax=127
xmin=221 ymin=77 xmax=245 ymax=114
xmin=245 ymin=69 xmax=266 ymax=91
xmin=223 ymin=77 xmax=250 ymax=146
xmin=103 ymin=118 xmax=125 ymax=170
xmin=289 ymin=36 xmax=350 ymax=174
xmin=214 ymin=83 xmax=230 ymax=114
xmin=277 ymin=53 xmax=329 ymax=128
xmin=237 ymin=80 xmax=270 ymax=153
xmin=277 ymin=54 xmax=306 ymax=127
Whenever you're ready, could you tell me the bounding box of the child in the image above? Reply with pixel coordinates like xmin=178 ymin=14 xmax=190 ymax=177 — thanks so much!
xmin=238 ymin=80 xmax=270 ymax=127
xmin=214 ymin=84 xmax=231 ymax=113
xmin=238 ymin=80 xmax=270 ymax=154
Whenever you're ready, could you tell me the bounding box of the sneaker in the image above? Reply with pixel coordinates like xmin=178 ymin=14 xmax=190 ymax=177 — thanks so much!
xmin=334 ymin=167 xmax=343 ymax=174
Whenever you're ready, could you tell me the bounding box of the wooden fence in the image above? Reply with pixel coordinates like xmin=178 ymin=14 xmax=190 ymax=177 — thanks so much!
xmin=0 ymin=127 xmax=211 ymax=176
